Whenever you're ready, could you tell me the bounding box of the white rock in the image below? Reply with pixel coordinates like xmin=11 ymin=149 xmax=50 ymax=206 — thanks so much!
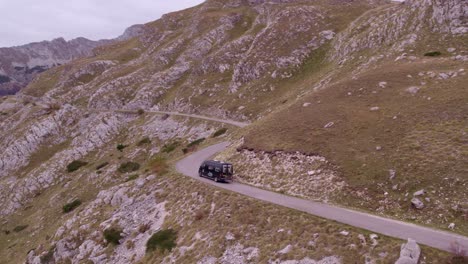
xmin=406 ymin=86 xmax=420 ymax=95
xmin=278 ymin=244 xmax=293 ymax=254
xmin=225 ymin=232 xmax=235 ymax=241
xmin=339 ymin=230 xmax=349 ymax=236
xmin=411 ymin=198 xmax=424 ymax=209
xmin=448 ymin=223 xmax=455 ymax=229
xmin=413 ymin=189 xmax=425 ymax=196
xmin=395 ymin=238 xmax=421 ymax=264
xmin=447 ymin=48 xmax=456 ymax=53
xmin=324 ymin=122 xmax=334 ymax=128
xmin=303 ymin=102 xmax=312 ymax=107
xmin=378 ymin=81 xmax=387 ymax=88
xmin=370 ymin=107 xmax=380 ymax=111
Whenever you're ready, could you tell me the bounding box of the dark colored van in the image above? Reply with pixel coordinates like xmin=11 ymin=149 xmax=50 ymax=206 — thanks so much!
xmin=198 ymin=160 xmax=233 ymax=182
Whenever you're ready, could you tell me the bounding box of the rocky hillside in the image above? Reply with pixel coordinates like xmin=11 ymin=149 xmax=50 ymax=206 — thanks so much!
xmin=0 ymin=25 xmax=144 ymax=96
xmin=0 ymin=0 xmax=466 ymax=263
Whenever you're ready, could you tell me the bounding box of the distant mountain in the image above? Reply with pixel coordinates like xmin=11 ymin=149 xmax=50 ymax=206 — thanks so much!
xmin=0 ymin=24 xmax=144 ymax=95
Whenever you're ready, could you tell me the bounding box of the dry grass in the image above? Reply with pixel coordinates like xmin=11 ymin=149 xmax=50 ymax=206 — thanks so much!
xmin=242 ymin=59 xmax=468 ymax=234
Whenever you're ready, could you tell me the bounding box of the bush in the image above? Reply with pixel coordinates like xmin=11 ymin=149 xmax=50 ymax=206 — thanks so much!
xmin=137 ymin=109 xmax=145 ymax=115
xmin=96 ymin=162 xmax=109 ymax=170
xmin=161 ymin=141 xmax=180 ymax=153
xmin=149 ymin=156 xmax=168 ymax=175
xmin=13 ymin=225 xmax=28 ymax=232
xmin=118 ymin=161 xmax=140 ymax=173
xmin=137 ymin=137 xmax=151 ymax=146
xmin=104 ymin=227 xmax=122 ymax=245
xmin=63 ymin=199 xmax=82 ymax=213
xmin=212 ymin=128 xmax=227 ymax=137
xmin=183 ymin=138 xmax=206 ymax=154
xmin=146 ymin=229 xmax=177 ymax=253
xmin=125 ymin=174 xmax=139 ymax=182
xmin=67 ymin=160 xmax=88 ymax=173
xmin=424 ymin=51 xmax=442 ymax=57
xmin=187 ymin=138 xmax=205 ymax=148
xmin=117 ymin=144 xmax=127 ymax=152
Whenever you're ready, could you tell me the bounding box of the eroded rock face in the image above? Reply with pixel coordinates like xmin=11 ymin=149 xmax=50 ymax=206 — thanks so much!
xmin=26 ymin=180 xmax=167 ymax=264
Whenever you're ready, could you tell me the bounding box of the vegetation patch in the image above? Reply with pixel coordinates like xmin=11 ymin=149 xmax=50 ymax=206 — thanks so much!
xmin=104 ymin=227 xmax=123 ymax=245
xmin=182 ymin=138 xmax=205 ymax=153
xmin=125 ymin=174 xmax=139 ymax=182
xmin=62 ymin=199 xmax=82 ymax=213
xmin=67 ymin=160 xmax=88 ymax=173
xmin=138 ymin=137 xmax=151 ymax=146
xmin=96 ymin=162 xmax=109 ymax=170
xmin=424 ymin=51 xmax=442 ymax=57
xmin=117 ymin=144 xmax=127 ymax=152
xmin=161 ymin=141 xmax=180 ymax=153
xmin=146 ymin=229 xmax=177 ymax=253
xmin=118 ymin=162 xmax=140 ymax=173
xmin=149 ymin=156 xmax=168 ymax=175
xmin=212 ymin=128 xmax=228 ymax=137
xmin=13 ymin=225 xmax=28 ymax=232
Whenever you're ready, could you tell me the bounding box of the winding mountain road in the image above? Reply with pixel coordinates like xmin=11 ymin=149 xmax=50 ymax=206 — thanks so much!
xmin=160 ymin=107 xmax=468 ymax=253
xmin=176 ymin=142 xmax=468 ymax=253
xmin=86 ymin=107 xmax=468 ymax=252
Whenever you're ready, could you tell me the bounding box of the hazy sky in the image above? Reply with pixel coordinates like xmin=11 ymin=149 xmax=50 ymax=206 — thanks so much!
xmin=0 ymin=0 xmax=204 ymax=47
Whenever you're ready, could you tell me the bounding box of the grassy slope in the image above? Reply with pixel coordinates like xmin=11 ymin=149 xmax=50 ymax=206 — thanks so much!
xmin=242 ymin=57 xmax=468 ymax=233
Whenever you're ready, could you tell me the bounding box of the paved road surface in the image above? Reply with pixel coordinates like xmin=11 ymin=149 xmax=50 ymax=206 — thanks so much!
xmin=176 ymin=141 xmax=468 ymax=253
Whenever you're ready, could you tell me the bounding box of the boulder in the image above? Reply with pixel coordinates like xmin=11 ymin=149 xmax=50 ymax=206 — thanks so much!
xmin=411 ymin=198 xmax=424 ymax=209
xmin=406 ymin=86 xmax=420 ymax=95
xmin=395 ymin=238 xmax=420 ymax=264
xmin=413 ymin=189 xmax=425 ymax=196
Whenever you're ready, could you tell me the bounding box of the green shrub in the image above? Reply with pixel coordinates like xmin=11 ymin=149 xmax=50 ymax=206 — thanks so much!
xmin=212 ymin=128 xmax=228 ymax=137
xmin=187 ymin=138 xmax=205 ymax=148
xmin=146 ymin=229 xmax=177 ymax=253
xmin=96 ymin=162 xmax=109 ymax=170
xmin=161 ymin=141 xmax=180 ymax=153
xmin=67 ymin=160 xmax=88 ymax=173
xmin=104 ymin=227 xmax=122 ymax=245
xmin=125 ymin=174 xmax=139 ymax=182
xmin=138 ymin=137 xmax=151 ymax=146
xmin=137 ymin=109 xmax=145 ymax=115
xmin=424 ymin=51 xmax=441 ymax=57
xmin=117 ymin=144 xmax=127 ymax=152
xmin=118 ymin=161 xmax=140 ymax=173
xmin=63 ymin=199 xmax=82 ymax=213
xmin=149 ymin=156 xmax=168 ymax=175
xmin=13 ymin=225 xmax=28 ymax=232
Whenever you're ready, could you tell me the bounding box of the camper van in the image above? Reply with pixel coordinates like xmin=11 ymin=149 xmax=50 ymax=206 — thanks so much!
xmin=198 ymin=160 xmax=233 ymax=182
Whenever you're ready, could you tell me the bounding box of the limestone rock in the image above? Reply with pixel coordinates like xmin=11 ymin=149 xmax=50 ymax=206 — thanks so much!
xmin=395 ymin=238 xmax=421 ymax=264
xmin=411 ymin=198 xmax=424 ymax=209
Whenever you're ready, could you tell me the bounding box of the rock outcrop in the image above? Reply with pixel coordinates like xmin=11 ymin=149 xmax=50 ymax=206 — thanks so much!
xmin=395 ymin=239 xmax=421 ymax=264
